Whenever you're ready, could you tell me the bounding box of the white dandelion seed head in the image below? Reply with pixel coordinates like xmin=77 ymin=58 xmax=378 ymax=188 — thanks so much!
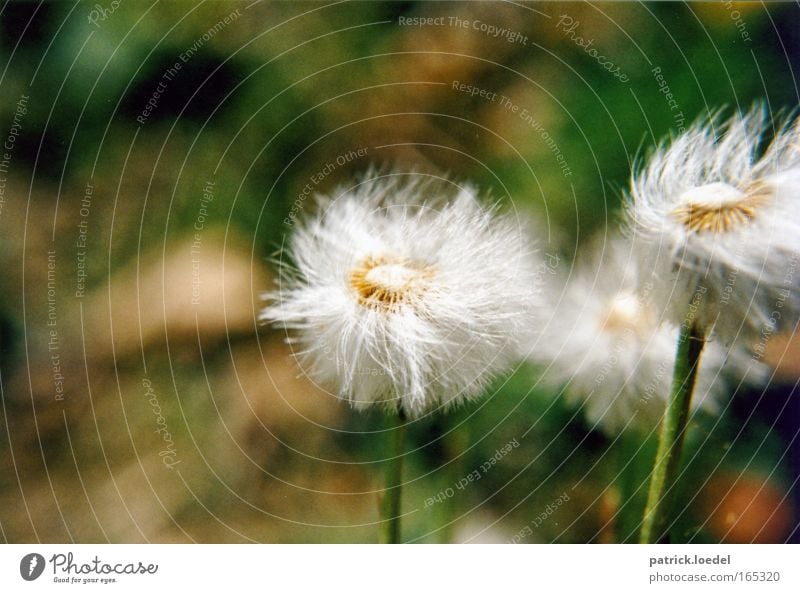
xmin=531 ymin=235 xmax=759 ymax=435
xmin=261 ymin=171 xmax=542 ymax=418
xmin=625 ymin=107 xmax=800 ymax=346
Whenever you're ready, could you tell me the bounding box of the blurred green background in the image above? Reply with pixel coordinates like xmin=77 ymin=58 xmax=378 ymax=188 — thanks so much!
xmin=0 ymin=1 xmax=798 ymax=543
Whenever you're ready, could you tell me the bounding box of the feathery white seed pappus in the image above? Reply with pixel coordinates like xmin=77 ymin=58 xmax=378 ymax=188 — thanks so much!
xmin=625 ymin=107 xmax=800 ymax=347
xmin=261 ymin=173 xmax=541 ymax=418
xmin=530 ymin=235 xmax=765 ymax=435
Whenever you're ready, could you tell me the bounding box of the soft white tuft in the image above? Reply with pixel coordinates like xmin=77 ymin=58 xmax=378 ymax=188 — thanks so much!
xmin=625 ymin=107 xmax=800 ymax=348
xmin=261 ymin=172 xmax=541 ymax=418
xmin=530 ymin=235 xmax=766 ymax=435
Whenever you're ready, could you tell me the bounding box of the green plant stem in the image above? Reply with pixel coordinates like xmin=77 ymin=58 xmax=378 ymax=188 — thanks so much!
xmin=380 ymin=410 xmax=406 ymax=544
xmin=437 ymin=411 xmax=469 ymax=544
xmin=639 ymin=321 xmax=706 ymax=544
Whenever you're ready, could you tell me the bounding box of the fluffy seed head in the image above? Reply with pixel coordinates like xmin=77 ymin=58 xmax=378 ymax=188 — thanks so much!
xmin=625 ymin=107 xmax=800 ymax=346
xmin=530 ymin=235 xmax=763 ymax=435
xmin=261 ymin=172 xmax=541 ymax=418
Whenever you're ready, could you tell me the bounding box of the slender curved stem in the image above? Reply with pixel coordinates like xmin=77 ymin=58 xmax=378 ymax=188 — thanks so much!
xmin=437 ymin=411 xmax=469 ymax=543
xmin=639 ymin=321 xmax=705 ymax=544
xmin=380 ymin=410 xmax=406 ymax=544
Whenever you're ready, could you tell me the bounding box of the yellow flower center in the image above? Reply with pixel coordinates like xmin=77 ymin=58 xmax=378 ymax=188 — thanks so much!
xmin=672 ymin=181 xmax=770 ymax=234
xmin=348 ymin=255 xmax=433 ymax=311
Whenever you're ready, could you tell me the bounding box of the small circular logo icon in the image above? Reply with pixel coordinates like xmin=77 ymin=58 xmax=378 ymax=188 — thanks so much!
xmin=20 ymin=553 xmax=45 ymax=581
